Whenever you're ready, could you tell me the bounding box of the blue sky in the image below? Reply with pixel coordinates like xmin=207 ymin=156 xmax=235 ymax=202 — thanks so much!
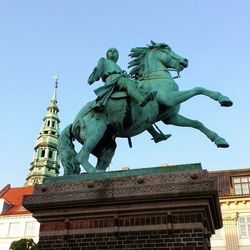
xmin=0 ymin=0 xmax=249 ymax=188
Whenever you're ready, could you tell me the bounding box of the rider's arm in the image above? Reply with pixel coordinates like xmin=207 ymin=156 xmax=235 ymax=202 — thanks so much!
xmin=87 ymin=58 xmax=105 ymax=85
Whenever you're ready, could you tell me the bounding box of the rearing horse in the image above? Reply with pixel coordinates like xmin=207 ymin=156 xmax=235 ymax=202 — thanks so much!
xmin=58 ymin=41 xmax=232 ymax=174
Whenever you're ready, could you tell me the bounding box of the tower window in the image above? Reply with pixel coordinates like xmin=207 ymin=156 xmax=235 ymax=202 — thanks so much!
xmin=52 ymin=121 xmax=55 ymax=127
xmin=41 ymin=150 xmax=45 ymax=157
xmin=49 ymin=150 xmax=53 ymax=158
xmin=47 ymin=121 xmax=50 ymax=127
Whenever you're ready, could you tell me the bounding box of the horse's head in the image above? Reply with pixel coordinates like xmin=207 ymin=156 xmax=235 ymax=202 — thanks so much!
xmin=129 ymin=41 xmax=188 ymax=79
xmin=155 ymin=42 xmax=188 ymax=73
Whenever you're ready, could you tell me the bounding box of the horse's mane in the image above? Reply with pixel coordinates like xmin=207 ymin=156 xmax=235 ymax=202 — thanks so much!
xmin=128 ymin=41 xmax=168 ymax=79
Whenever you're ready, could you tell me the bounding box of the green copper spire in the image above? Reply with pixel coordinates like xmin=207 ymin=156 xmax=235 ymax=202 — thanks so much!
xmin=24 ymin=78 xmax=60 ymax=186
xmin=52 ymin=75 xmax=58 ymax=101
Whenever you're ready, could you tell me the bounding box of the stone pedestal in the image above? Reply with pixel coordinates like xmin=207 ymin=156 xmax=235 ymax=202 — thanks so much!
xmin=23 ymin=163 xmax=222 ymax=250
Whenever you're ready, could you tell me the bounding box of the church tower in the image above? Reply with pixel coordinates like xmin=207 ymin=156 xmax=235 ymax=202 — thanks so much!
xmin=25 ymin=78 xmax=60 ymax=186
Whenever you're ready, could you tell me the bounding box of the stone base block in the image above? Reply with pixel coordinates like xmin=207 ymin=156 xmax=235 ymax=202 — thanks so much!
xmin=23 ymin=163 xmax=222 ymax=250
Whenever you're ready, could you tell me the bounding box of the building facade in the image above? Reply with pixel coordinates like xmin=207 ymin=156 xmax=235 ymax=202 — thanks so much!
xmin=0 ymin=185 xmax=40 ymax=250
xmin=210 ymin=168 xmax=250 ymax=250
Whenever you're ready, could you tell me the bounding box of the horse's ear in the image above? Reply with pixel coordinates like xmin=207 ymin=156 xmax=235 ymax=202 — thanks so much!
xmin=147 ymin=41 xmax=154 ymax=48
xmin=151 ymin=40 xmax=156 ymax=46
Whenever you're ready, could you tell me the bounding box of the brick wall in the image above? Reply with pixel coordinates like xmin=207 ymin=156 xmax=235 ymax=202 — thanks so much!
xmin=38 ymin=229 xmax=208 ymax=250
xmin=40 ymin=212 xmax=204 ymax=233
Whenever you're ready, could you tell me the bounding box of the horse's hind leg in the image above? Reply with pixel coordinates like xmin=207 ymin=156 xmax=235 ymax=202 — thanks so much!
xmin=172 ymin=87 xmax=233 ymax=107
xmin=164 ymin=114 xmax=229 ymax=147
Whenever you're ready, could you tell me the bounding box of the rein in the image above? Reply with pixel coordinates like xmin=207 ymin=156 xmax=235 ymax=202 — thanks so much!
xmin=169 ymin=69 xmax=181 ymax=79
xmin=140 ymin=69 xmax=181 ymax=80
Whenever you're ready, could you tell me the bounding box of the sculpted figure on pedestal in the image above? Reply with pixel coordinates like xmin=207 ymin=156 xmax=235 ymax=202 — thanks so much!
xmin=58 ymin=41 xmax=233 ymax=174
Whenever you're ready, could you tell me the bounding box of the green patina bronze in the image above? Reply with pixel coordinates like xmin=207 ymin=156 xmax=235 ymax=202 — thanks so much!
xmin=88 ymin=47 xmax=169 ymax=143
xmin=58 ymin=41 xmax=233 ymax=175
xmin=88 ymin=47 xmax=155 ymax=109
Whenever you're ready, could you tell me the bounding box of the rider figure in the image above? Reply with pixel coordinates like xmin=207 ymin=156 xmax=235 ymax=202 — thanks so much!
xmin=88 ymin=48 xmax=156 ymax=110
xmin=88 ymin=47 xmax=170 ymax=143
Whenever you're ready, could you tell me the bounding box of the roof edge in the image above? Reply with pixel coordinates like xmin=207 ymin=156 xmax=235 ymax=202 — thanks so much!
xmin=0 ymin=184 xmax=11 ymax=197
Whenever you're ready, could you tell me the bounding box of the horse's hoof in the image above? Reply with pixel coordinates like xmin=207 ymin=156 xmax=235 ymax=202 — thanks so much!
xmin=96 ymin=169 xmax=105 ymax=173
xmin=219 ymin=96 xmax=233 ymax=107
xmin=214 ymin=137 xmax=229 ymax=148
xmin=88 ymin=169 xmax=104 ymax=174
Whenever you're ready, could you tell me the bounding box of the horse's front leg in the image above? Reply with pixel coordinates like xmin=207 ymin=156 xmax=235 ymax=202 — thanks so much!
xmin=95 ymin=145 xmax=116 ymax=171
xmin=77 ymin=117 xmax=107 ymax=173
xmin=164 ymin=114 xmax=229 ymax=148
xmin=173 ymin=87 xmax=233 ymax=107
xmin=92 ymin=134 xmax=117 ymax=171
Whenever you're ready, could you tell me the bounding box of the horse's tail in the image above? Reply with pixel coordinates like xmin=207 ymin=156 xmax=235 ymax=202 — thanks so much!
xmin=57 ymin=124 xmax=80 ymax=175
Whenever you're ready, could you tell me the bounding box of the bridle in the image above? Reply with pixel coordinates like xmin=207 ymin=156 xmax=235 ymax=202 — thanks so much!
xmin=163 ymin=48 xmax=183 ymax=79
xmin=142 ymin=48 xmax=183 ymax=80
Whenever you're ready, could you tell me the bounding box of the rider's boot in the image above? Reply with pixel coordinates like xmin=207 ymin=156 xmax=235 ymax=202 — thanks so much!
xmin=152 ymin=133 xmax=172 ymax=143
xmin=147 ymin=126 xmax=171 ymax=143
